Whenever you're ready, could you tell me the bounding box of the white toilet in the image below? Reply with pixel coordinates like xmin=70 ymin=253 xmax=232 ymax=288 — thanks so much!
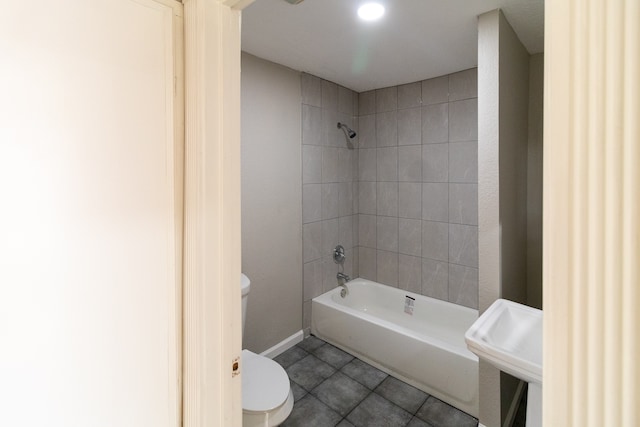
xmin=241 ymin=274 xmax=294 ymax=427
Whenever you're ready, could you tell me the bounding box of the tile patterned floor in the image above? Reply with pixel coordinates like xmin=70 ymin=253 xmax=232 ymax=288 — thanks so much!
xmin=274 ymin=336 xmax=479 ymax=427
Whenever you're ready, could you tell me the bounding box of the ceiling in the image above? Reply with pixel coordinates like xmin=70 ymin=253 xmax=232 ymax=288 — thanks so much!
xmin=242 ymin=0 xmax=544 ymax=92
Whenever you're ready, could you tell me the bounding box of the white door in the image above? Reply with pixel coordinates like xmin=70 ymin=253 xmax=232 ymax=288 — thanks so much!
xmin=0 ymin=0 xmax=183 ymax=426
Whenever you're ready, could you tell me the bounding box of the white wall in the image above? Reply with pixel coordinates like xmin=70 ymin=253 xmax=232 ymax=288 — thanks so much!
xmin=241 ymin=52 xmax=303 ymax=352
xmin=478 ymin=9 xmax=530 ymax=427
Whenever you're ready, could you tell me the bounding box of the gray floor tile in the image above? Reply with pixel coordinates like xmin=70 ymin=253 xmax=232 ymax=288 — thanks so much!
xmin=346 ymin=393 xmax=413 ymax=427
xmin=311 ymin=372 xmax=371 ymax=417
xmin=415 ymin=396 xmax=478 ymax=427
xmin=335 ymin=420 xmax=355 ymax=427
xmin=286 ymin=354 xmax=336 ymax=391
xmin=374 ymin=376 xmax=429 ymax=414
xmin=281 ymin=394 xmax=342 ymax=427
xmin=290 ymin=381 xmax=308 ymax=402
xmin=407 ymin=416 xmax=433 ymax=427
xmin=275 ymin=346 xmax=309 ymax=369
xmin=340 ymin=358 xmax=388 ymax=390
xmin=313 ymin=343 xmax=354 ymax=369
xmin=297 ymin=335 xmax=326 ymax=353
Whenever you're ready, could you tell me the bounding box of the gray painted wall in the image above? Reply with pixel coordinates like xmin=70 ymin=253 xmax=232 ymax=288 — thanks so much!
xmin=478 ymin=9 xmax=531 ymax=427
xmin=241 ymin=52 xmax=303 ymax=352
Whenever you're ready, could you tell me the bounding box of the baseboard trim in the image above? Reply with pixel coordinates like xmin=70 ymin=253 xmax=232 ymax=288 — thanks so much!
xmin=260 ymin=330 xmax=304 ymax=359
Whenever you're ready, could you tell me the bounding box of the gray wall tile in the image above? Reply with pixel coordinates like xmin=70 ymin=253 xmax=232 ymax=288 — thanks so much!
xmin=358 ymin=214 xmax=377 ymax=248
xmin=303 ymin=145 xmax=322 ymax=184
xmin=398 ymin=255 xmax=422 ymax=294
xmin=338 ymin=148 xmax=354 ymax=183
xmin=398 ymin=145 xmax=422 ymax=182
xmin=377 ymin=182 xmax=398 ymax=217
xmin=421 ymin=76 xmax=449 ymax=105
xmin=399 ymin=218 xmax=422 ymax=256
xmin=359 ymin=246 xmax=376 ymax=280
xmin=359 ymin=114 xmax=376 ymax=149
xmin=322 ymin=80 xmax=338 ymax=110
xmin=303 ymin=104 xmax=322 ymax=145
xmin=449 ymin=141 xmax=478 ymax=183
xmin=449 ymin=98 xmax=478 ymax=142
xmin=339 ymin=215 xmax=354 ymax=249
xmin=422 ymin=103 xmax=448 ymax=144
xmin=422 ymin=220 xmax=449 ymax=262
xmin=449 ymin=183 xmax=478 ymax=225
xmin=377 ymin=250 xmax=399 ymax=287
xmin=303 ymin=222 xmax=322 ymax=263
xmin=322 ymin=218 xmax=339 ymax=257
xmin=448 ymin=264 xmax=478 ymax=309
xmin=322 ymin=147 xmax=339 ymax=183
xmin=304 ymin=259 xmax=323 ymax=301
xmin=448 ymin=224 xmax=478 ymax=267
xmin=338 ymin=86 xmax=353 ymax=114
xmin=377 ymin=216 xmax=399 ymax=252
xmin=398 ymin=107 xmax=422 ymax=146
xmin=358 ymin=181 xmax=377 ymax=215
xmin=338 ymin=182 xmax=354 ymax=217
xmin=376 ymin=86 xmax=398 ymax=112
xmin=322 ymin=255 xmax=339 ymax=293
xmin=422 ymin=183 xmax=449 ymax=222
xmin=358 ymin=148 xmax=377 ymax=182
xmin=303 ymin=184 xmax=322 ymax=224
xmin=376 ymin=111 xmax=397 ymax=147
xmin=322 ymin=108 xmax=339 ymax=147
xmin=302 ymin=73 xmax=322 ymax=107
xmin=359 ymin=90 xmax=375 ymax=115
xmin=377 ymin=147 xmax=398 ymax=181
xmin=422 ymin=258 xmax=448 ymax=300
xmin=422 ymin=143 xmax=449 ymax=182
xmin=322 ymin=183 xmax=340 ymax=220
xmin=398 ymin=82 xmax=422 ymax=109
xmin=449 ymin=68 xmax=477 ymax=101
xmin=398 ymin=182 xmax=422 ymax=219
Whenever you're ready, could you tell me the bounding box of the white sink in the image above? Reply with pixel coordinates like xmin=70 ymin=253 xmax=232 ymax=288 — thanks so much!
xmin=465 ymin=299 xmax=542 ymax=384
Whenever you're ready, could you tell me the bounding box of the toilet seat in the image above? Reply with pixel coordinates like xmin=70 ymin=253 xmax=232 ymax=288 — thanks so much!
xmin=242 ymin=350 xmax=291 ymax=413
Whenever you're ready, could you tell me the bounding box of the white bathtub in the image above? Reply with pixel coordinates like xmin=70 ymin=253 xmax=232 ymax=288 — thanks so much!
xmin=311 ymin=278 xmax=479 ymax=417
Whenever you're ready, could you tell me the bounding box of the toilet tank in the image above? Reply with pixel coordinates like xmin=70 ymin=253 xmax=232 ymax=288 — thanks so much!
xmin=241 ymin=273 xmax=251 ymax=334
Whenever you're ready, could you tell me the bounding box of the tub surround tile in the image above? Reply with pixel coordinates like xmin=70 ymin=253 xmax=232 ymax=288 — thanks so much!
xmin=340 ymin=358 xmax=388 ymax=390
xmin=449 ymin=98 xmax=478 ymax=142
xmin=422 ymin=103 xmax=449 ymax=144
xmin=359 ymin=90 xmax=376 ymax=115
xmin=448 ymin=264 xmax=479 ymax=309
xmin=358 ymin=214 xmax=377 ymax=248
xmin=338 ymin=183 xmax=354 ymax=218
xmin=322 ymin=256 xmax=339 ymax=294
xmin=399 ymin=218 xmax=422 ymax=257
xmin=398 ymin=82 xmax=422 ymax=109
xmin=375 ymin=376 xmax=429 ymax=414
xmin=449 ymin=68 xmax=478 ymax=101
xmin=398 ymin=182 xmax=423 ymax=219
xmin=338 ymin=148 xmax=355 ymax=182
xmin=303 ymin=145 xmax=322 ymax=184
xmin=301 ymin=73 xmax=322 ymax=107
xmin=311 ymin=372 xmax=370 ymax=417
xmin=416 ymin=396 xmax=478 ymax=427
xmin=377 ymin=147 xmax=399 ymax=182
xmin=322 ymin=108 xmax=339 ymax=147
xmin=321 ymin=80 xmax=338 ymax=110
xmin=303 ymin=104 xmax=323 ymax=145
xmin=275 ymin=345 xmax=309 ymax=369
xmin=358 ymin=114 xmax=376 ymax=149
xmin=358 ymin=148 xmax=377 ymax=182
xmin=448 ymin=224 xmax=478 ymax=268
xmin=376 ymin=182 xmax=399 ymax=217
xmin=347 ymin=393 xmax=413 ymax=427
xmin=358 ymin=246 xmax=377 ymax=281
xmin=286 ymin=354 xmax=337 ymax=391
xmin=376 ymin=86 xmax=398 ymax=112
xmin=321 ymin=183 xmax=340 ymax=220
xmin=321 ymin=218 xmax=339 ymax=256
xmin=303 ymin=300 xmax=311 ymax=331
xmin=303 ymin=222 xmax=322 ymax=263
xmin=398 ymin=145 xmax=422 ymax=182
xmin=422 ymin=183 xmax=449 ymax=222
xmin=422 ymin=221 xmax=449 ymax=262
xmin=449 ymin=141 xmax=478 ymax=183
xmin=398 ymin=107 xmax=422 ymax=146
xmin=281 ymin=394 xmax=342 ymax=427
xmin=338 ymin=215 xmax=354 ymax=250
xmin=377 ymin=216 xmax=399 ymax=253
xmin=377 ymin=250 xmax=399 ymax=288
xmin=338 ymin=86 xmax=354 ymax=115
xmin=313 ymin=344 xmax=355 ymax=370
xmin=422 ymin=258 xmax=449 ymax=300
xmin=303 ymin=184 xmax=322 ymax=224
xmin=322 ymin=146 xmax=339 ymax=183
xmin=421 ymin=75 xmax=449 ymax=105
xmin=449 ymin=184 xmax=478 ymax=225
xmin=376 ymin=111 xmax=398 ymax=147
xmin=303 ymin=259 xmax=324 ymax=301
xmin=422 ymin=143 xmax=449 ymax=182
xmin=398 ymin=254 xmax=422 ymax=294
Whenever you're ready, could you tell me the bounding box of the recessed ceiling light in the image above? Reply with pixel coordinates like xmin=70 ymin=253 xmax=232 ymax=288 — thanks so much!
xmin=358 ymin=3 xmax=385 ymax=21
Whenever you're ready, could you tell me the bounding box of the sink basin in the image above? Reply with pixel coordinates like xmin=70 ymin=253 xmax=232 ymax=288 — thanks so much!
xmin=465 ymin=299 xmax=542 ymax=384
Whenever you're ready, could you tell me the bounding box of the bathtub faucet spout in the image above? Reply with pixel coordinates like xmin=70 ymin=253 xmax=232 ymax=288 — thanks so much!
xmin=337 ymin=272 xmax=350 ymax=297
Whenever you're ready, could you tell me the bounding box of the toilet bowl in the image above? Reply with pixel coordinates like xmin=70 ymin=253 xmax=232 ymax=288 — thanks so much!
xmin=241 ymin=274 xmax=294 ymax=427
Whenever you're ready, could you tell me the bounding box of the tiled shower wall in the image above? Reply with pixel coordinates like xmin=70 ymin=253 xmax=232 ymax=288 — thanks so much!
xmin=356 ymin=69 xmax=479 ymax=309
xmin=301 ymin=74 xmax=359 ymax=330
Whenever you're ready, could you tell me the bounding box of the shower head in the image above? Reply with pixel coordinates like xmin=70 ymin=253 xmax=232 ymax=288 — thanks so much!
xmin=337 ymin=122 xmax=357 ymax=139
